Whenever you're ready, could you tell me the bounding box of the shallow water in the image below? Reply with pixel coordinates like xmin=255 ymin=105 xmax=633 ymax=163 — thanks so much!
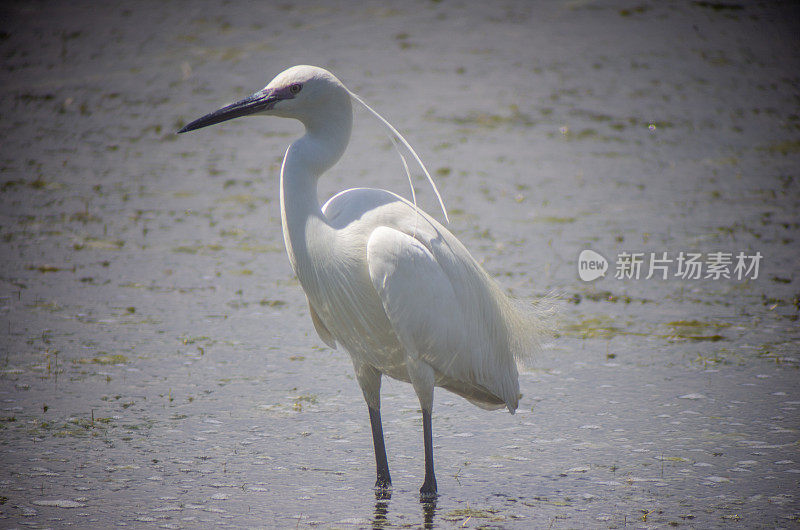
xmin=1 ymin=1 xmax=799 ymax=528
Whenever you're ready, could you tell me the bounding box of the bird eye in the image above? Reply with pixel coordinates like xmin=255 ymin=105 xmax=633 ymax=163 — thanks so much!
xmin=289 ymin=83 xmax=302 ymax=95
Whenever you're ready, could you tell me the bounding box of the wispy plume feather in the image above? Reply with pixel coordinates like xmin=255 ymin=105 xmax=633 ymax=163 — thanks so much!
xmin=348 ymin=90 xmax=449 ymax=223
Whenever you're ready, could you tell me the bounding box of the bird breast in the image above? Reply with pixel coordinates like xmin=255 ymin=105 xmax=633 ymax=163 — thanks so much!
xmin=294 ymin=209 xmax=410 ymax=380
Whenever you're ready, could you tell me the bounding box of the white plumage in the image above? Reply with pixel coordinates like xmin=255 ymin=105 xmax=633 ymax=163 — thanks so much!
xmin=179 ymin=65 xmax=551 ymax=499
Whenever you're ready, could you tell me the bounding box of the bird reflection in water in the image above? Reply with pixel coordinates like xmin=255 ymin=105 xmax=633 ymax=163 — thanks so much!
xmin=421 ymin=498 xmax=437 ymax=529
xmin=370 ymin=490 xmax=437 ymax=529
xmin=372 ymin=492 xmax=389 ymax=529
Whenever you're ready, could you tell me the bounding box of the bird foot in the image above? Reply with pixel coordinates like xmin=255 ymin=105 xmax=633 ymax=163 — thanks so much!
xmin=374 ymin=474 xmax=392 ymax=492
xmin=419 ymin=478 xmax=438 ymax=502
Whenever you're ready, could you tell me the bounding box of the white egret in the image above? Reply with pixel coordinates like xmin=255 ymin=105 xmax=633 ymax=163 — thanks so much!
xmin=179 ymin=65 xmax=552 ymax=499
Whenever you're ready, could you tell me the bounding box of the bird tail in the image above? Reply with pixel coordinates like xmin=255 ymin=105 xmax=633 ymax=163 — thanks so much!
xmin=464 ymin=274 xmax=562 ymax=412
xmin=499 ymin=286 xmax=562 ymax=368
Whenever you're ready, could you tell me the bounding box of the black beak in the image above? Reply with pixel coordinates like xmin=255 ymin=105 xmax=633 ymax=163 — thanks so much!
xmin=178 ymin=89 xmax=280 ymax=133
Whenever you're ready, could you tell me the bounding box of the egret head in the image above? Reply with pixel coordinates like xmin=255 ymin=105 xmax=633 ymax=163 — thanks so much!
xmin=178 ymin=65 xmax=350 ymax=133
xmin=178 ymin=65 xmax=448 ymax=221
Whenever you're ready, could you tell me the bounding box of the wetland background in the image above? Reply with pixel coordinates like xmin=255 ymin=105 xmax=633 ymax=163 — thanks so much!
xmin=1 ymin=1 xmax=799 ymax=527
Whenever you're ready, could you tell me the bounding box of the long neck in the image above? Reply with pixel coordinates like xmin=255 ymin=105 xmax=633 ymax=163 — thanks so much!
xmin=279 ymin=99 xmax=353 ymax=273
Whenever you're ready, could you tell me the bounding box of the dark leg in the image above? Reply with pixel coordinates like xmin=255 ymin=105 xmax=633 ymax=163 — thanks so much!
xmin=419 ymin=407 xmax=437 ymax=500
xmin=369 ymin=406 xmax=391 ymax=490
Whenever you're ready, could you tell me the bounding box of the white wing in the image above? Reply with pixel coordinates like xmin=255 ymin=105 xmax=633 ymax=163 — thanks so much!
xmin=366 ymin=225 xmax=518 ymax=411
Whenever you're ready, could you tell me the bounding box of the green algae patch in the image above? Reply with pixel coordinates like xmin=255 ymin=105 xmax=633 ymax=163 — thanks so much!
xmin=759 ymin=139 xmax=800 ymax=156
xmin=442 ymin=506 xmax=504 ymax=523
xmin=76 ymin=237 xmax=125 ymax=251
xmin=172 ymin=243 xmax=223 ymax=254
xmin=437 ymin=105 xmax=536 ymax=130
xmin=75 ymin=353 xmax=129 ymax=365
xmin=561 ymin=315 xmax=640 ymax=339
xmin=581 ymin=290 xmax=644 ymax=303
xmin=533 ymin=215 xmax=576 ymax=224
xmin=237 ymin=242 xmax=282 ymax=253
xmin=27 ymin=416 xmax=113 ymax=439
xmin=665 ymin=320 xmax=730 ymax=342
